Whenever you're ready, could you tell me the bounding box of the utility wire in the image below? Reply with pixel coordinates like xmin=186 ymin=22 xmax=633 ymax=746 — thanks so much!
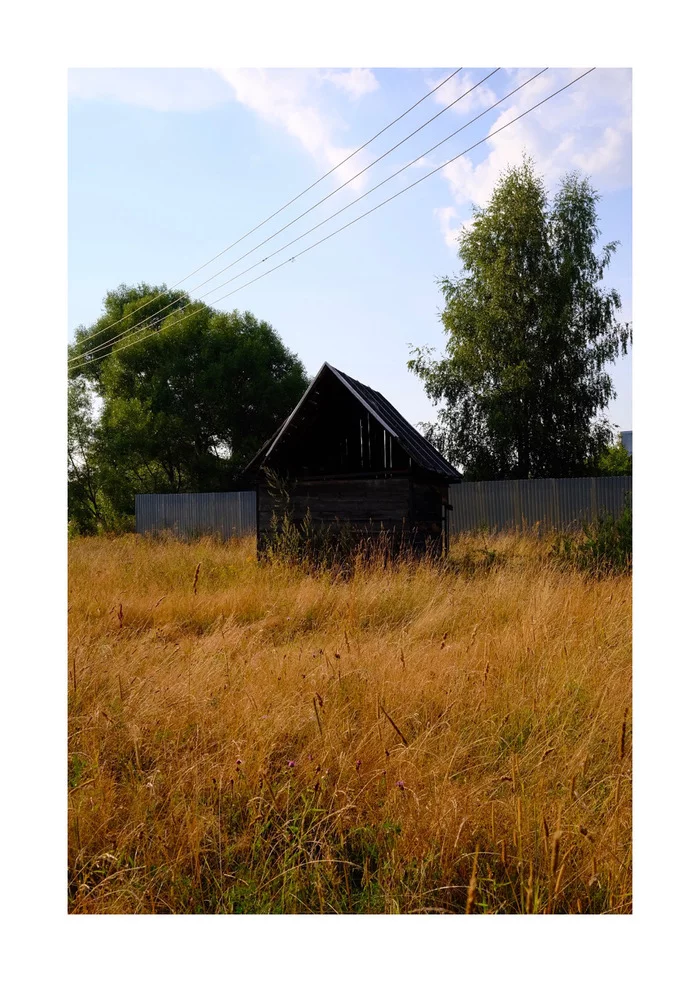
xmin=70 ymin=67 xmax=464 ymax=350
xmin=71 ymin=68 xmax=499 ymax=365
xmin=77 ymin=69 xmax=596 ymax=370
xmin=72 ymin=67 xmax=524 ymax=365
xmin=192 ymin=69 xmax=543 ymax=305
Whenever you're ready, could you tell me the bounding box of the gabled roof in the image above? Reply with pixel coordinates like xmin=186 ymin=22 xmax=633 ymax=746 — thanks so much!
xmin=247 ymin=362 xmax=461 ymax=481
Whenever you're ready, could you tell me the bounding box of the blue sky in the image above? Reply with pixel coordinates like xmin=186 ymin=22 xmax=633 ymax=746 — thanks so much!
xmin=68 ymin=66 xmax=632 ymax=432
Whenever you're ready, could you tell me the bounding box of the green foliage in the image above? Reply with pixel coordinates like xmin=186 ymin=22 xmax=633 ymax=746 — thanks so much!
xmin=596 ymin=437 xmax=632 ymax=476
xmin=68 ymin=284 xmax=308 ymax=532
xmin=553 ymin=496 xmax=632 ymax=575
xmin=409 ymin=158 xmax=631 ymax=479
xmin=67 ymin=377 xmax=102 ymax=534
xmin=68 ymin=754 xmax=88 ymax=789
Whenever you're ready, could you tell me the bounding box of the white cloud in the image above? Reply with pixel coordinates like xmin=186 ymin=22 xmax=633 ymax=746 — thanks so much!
xmin=434 ymin=206 xmax=465 ymax=248
xmin=67 ymin=68 xmax=234 ymax=112
xmin=68 ymin=67 xmax=381 ymax=191
xmin=572 ymin=123 xmax=629 ymax=180
xmin=214 ymin=68 xmax=379 ymax=189
xmin=323 ymin=68 xmax=379 ymax=99
xmin=434 ymin=68 xmax=632 ymax=249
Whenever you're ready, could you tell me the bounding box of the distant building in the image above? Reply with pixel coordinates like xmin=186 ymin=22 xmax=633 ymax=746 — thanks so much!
xmin=620 ymin=430 xmax=633 ymax=455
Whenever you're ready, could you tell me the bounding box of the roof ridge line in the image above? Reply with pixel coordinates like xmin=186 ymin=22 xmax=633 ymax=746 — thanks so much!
xmin=247 ymin=362 xmax=462 ymax=481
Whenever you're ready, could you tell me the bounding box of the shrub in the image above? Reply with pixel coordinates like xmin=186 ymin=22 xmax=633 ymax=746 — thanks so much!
xmin=553 ymin=495 xmax=632 ymax=575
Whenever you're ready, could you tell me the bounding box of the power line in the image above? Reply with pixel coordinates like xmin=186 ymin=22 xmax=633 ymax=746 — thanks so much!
xmin=76 ymin=69 xmax=596 ymax=370
xmin=80 ymin=67 xmax=545 ymax=364
xmin=73 ymin=67 xmax=531 ymax=366
xmin=70 ymin=68 xmax=500 ymax=365
xmin=77 ymin=70 xmax=590 ymax=369
xmin=70 ymin=67 xmax=464 ymax=350
xmin=191 ymin=69 xmax=545 ymax=304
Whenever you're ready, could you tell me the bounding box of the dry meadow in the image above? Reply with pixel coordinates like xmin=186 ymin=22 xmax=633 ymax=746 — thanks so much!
xmin=68 ymin=532 xmax=631 ymax=914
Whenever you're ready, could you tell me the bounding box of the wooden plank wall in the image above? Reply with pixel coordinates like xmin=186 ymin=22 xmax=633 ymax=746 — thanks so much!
xmin=258 ymin=478 xmax=412 ymax=530
xmin=258 ymin=476 xmax=448 ymax=554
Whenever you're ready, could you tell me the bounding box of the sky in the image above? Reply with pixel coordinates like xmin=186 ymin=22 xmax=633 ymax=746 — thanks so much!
xmin=68 ymin=66 xmax=632 ymax=433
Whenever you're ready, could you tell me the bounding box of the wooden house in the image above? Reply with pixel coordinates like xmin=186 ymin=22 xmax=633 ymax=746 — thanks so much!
xmin=245 ymin=363 xmax=461 ymax=556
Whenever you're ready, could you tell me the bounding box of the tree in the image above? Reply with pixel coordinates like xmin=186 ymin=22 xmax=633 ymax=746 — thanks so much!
xmin=596 ymin=435 xmax=632 ymax=476
xmin=68 ymin=284 xmax=308 ymax=529
xmin=409 ymin=158 xmax=631 ymax=479
xmin=68 ymin=377 xmax=102 ymax=534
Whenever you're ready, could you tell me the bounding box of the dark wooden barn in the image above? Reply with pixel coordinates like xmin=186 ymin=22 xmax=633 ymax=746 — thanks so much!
xmin=245 ymin=362 xmax=461 ymax=556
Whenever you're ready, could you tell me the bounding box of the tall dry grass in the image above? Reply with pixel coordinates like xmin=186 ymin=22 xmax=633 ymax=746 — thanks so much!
xmin=68 ymin=531 xmax=631 ymax=914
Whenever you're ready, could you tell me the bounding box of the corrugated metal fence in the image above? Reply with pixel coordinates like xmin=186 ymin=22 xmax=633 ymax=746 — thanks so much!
xmin=135 ymin=477 xmax=631 ymax=542
xmin=449 ymin=476 xmax=631 ymax=534
xmin=136 ymin=492 xmax=256 ymax=540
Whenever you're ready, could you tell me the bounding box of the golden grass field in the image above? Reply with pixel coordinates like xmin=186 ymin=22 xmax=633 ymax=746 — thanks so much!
xmin=68 ymin=532 xmax=631 ymax=914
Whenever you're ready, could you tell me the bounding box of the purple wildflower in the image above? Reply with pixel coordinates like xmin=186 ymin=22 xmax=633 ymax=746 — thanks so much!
xmin=396 ymin=780 xmax=405 ymax=790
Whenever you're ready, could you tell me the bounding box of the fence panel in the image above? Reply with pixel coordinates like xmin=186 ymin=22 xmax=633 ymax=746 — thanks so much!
xmin=449 ymin=476 xmax=631 ymax=535
xmin=137 ymin=478 xmax=630 ymax=542
xmin=136 ymin=491 xmax=256 ymax=540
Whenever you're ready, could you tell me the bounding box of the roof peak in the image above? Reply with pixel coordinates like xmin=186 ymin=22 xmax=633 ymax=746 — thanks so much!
xmin=249 ymin=361 xmax=462 ymax=481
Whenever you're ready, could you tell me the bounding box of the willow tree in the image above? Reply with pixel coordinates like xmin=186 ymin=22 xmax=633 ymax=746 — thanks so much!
xmin=409 ymin=158 xmax=631 ymax=479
